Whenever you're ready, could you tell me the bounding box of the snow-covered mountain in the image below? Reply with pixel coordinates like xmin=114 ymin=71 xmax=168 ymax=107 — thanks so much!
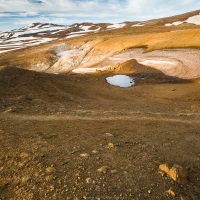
xmin=0 ymin=9 xmax=200 ymax=54
xmin=0 ymin=22 xmax=111 ymax=54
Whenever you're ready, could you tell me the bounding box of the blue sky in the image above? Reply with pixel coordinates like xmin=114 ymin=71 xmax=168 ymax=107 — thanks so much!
xmin=0 ymin=0 xmax=200 ymax=31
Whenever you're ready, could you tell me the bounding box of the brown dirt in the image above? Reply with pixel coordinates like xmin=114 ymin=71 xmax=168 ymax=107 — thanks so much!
xmin=0 ymin=67 xmax=200 ymax=199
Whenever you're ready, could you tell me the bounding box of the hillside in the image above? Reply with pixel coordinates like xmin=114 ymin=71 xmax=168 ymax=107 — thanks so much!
xmin=0 ymin=9 xmax=200 ymax=54
xmin=0 ymin=9 xmax=200 ymax=200
xmin=1 ymin=20 xmax=200 ymax=80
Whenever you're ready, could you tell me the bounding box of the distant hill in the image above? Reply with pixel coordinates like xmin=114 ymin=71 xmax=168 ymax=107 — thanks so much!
xmin=0 ymin=9 xmax=200 ymax=54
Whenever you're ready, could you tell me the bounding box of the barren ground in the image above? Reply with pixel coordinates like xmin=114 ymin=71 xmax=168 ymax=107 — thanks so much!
xmin=0 ymin=67 xmax=200 ymax=199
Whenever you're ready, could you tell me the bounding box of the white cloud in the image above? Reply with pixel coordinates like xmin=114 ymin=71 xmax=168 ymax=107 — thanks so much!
xmin=13 ymin=17 xmax=72 ymax=25
xmin=0 ymin=0 xmax=199 ymax=17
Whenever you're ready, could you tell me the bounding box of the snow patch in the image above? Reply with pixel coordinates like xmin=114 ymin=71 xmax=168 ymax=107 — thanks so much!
xmin=186 ymin=14 xmax=200 ymax=25
xmin=5 ymin=36 xmax=37 ymax=42
xmin=66 ymin=34 xmax=86 ymax=38
xmin=165 ymin=21 xmax=184 ymax=26
xmin=107 ymin=23 xmax=126 ymax=29
xmin=72 ymin=66 xmax=110 ymax=74
xmin=140 ymin=60 xmax=177 ymax=65
xmin=165 ymin=13 xmax=200 ymax=26
xmin=132 ymin=23 xmax=145 ymax=27
xmin=80 ymin=25 xmax=91 ymax=31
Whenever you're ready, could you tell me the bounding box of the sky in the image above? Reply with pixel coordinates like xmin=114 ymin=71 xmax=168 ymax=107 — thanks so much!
xmin=0 ymin=0 xmax=200 ymax=31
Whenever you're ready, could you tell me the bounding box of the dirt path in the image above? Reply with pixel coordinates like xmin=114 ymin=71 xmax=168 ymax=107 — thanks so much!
xmin=1 ymin=111 xmax=200 ymax=124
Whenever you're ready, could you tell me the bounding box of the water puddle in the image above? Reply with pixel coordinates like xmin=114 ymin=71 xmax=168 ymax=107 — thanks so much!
xmin=106 ymin=75 xmax=135 ymax=88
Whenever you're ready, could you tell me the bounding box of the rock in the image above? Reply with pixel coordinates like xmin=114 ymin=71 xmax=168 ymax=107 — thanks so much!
xmin=18 ymin=161 xmax=28 ymax=168
xmin=92 ymin=150 xmax=98 ymax=154
xmin=111 ymin=169 xmax=118 ymax=174
xmin=45 ymin=166 xmax=56 ymax=174
xmin=19 ymin=152 xmax=29 ymax=159
xmin=49 ymin=185 xmax=55 ymax=191
xmin=180 ymin=195 xmax=187 ymax=200
xmin=45 ymin=175 xmax=53 ymax=181
xmin=159 ymin=164 xmax=170 ymax=175
xmin=34 ymin=173 xmax=40 ymax=177
xmin=148 ymin=190 xmax=152 ymax=194
xmin=167 ymin=189 xmax=175 ymax=197
xmin=159 ymin=164 xmax=187 ymax=183
xmin=80 ymin=153 xmax=90 ymax=158
xmin=21 ymin=176 xmax=30 ymax=183
xmin=97 ymin=166 xmax=110 ymax=173
xmin=169 ymin=165 xmax=187 ymax=183
xmin=105 ymin=133 xmax=114 ymax=137
xmin=4 ymin=107 xmax=16 ymax=113
xmin=85 ymin=178 xmax=93 ymax=184
xmin=107 ymin=143 xmax=115 ymax=149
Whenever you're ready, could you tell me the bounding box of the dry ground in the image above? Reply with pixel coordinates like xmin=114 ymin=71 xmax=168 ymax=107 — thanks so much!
xmin=0 ymin=67 xmax=200 ymax=199
xmin=1 ymin=13 xmax=200 ymax=199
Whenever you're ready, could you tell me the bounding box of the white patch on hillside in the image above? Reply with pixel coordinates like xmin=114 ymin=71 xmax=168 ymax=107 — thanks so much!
xmin=80 ymin=25 xmax=91 ymax=31
xmin=186 ymin=14 xmax=200 ymax=25
xmin=107 ymin=23 xmax=126 ymax=29
xmin=0 ymin=37 xmax=55 ymax=54
xmin=132 ymin=23 xmax=145 ymax=27
xmin=72 ymin=66 xmax=110 ymax=74
xmin=165 ymin=13 xmax=200 ymax=26
xmin=66 ymin=34 xmax=86 ymax=38
xmin=140 ymin=60 xmax=177 ymax=66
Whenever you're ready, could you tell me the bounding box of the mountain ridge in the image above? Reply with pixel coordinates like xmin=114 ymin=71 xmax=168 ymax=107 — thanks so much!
xmin=0 ymin=9 xmax=200 ymax=54
xmin=0 ymin=9 xmax=200 ymax=80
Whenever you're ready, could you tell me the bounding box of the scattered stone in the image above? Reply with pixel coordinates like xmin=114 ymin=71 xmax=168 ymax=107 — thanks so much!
xmin=159 ymin=164 xmax=187 ymax=183
xmin=85 ymin=178 xmax=93 ymax=184
xmin=97 ymin=166 xmax=110 ymax=173
xmin=18 ymin=161 xmax=28 ymax=168
xmin=180 ymin=195 xmax=187 ymax=200
xmin=80 ymin=153 xmax=90 ymax=158
xmin=19 ymin=152 xmax=29 ymax=159
xmin=34 ymin=173 xmax=40 ymax=177
xmin=96 ymin=157 xmax=100 ymax=160
xmin=159 ymin=164 xmax=170 ymax=176
xmin=4 ymin=108 xmax=16 ymax=113
xmin=169 ymin=164 xmax=187 ymax=183
xmin=45 ymin=175 xmax=53 ymax=182
xmin=92 ymin=150 xmax=98 ymax=154
xmin=111 ymin=169 xmax=118 ymax=174
xmin=21 ymin=176 xmax=30 ymax=183
xmin=167 ymin=189 xmax=175 ymax=197
xmin=148 ymin=190 xmax=152 ymax=194
xmin=49 ymin=185 xmax=55 ymax=191
xmin=45 ymin=166 xmax=56 ymax=174
xmin=107 ymin=143 xmax=115 ymax=149
xmin=105 ymin=133 xmax=114 ymax=137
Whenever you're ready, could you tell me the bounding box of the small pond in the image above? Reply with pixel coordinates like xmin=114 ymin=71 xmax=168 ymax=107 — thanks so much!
xmin=106 ymin=75 xmax=135 ymax=88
